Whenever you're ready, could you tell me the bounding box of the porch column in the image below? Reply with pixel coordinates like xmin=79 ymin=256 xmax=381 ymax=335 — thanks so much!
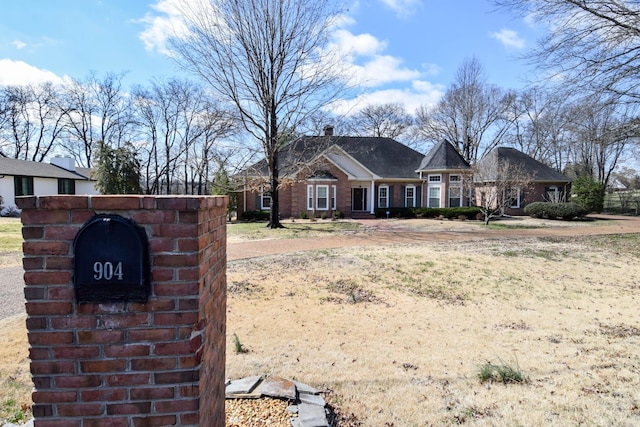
xmin=369 ymin=180 xmax=375 ymax=214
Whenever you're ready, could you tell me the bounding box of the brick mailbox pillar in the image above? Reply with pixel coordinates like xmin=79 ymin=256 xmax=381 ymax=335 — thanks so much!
xmin=17 ymin=195 xmax=227 ymax=427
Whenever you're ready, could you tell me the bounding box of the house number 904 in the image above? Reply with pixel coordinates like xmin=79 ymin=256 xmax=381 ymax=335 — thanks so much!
xmin=93 ymin=261 xmax=124 ymax=281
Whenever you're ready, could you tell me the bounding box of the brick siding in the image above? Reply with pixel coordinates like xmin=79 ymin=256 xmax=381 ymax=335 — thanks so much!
xmin=17 ymin=195 xmax=227 ymax=427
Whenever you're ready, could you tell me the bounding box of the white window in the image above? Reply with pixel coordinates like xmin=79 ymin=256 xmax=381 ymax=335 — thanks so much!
xmin=261 ymin=187 xmax=271 ymax=210
xmin=449 ymin=174 xmax=461 ymax=183
xmin=331 ymin=185 xmax=337 ymax=210
xmin=316 ymin=185 xmax=329 ymax=210
xmin=378 ymin=185 xmax=389 ymax=208
xmin=545 ymin=186 xmax=562 ymax=203
xmin=405 ymin=185 xmax=416 ymax=208
xmin=428 ymin=186 xmax=440 ymax=208
xmin=307 ymin=185 xmax=314 ymax=210
xmin=508 ymin=187 xmax=521 ymax=208
xmin=449 ymin=186 xmax=462 ymax=208
xmin=428 ymin=174 xmax=442 ymax=183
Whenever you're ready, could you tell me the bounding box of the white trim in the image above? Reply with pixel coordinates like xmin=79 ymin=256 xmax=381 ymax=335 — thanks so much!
xmin=260 ymin=187 xmax=272 ymax=210
xmin=378 ymin=184 xmax=389 ymax=209
xmin=331 ymin=185 xmax=337 ymax=210
xmin=508 ymin=187 xmax=522 ymax=208
xmin=428 ymin=174 xmax=442 ymax=183
xmin=448 ymin=185 xmax=462 ymax=208
xmin=369 ymin=181 xmax=375 ymax=214
xmin=427 ymin=184 xmax=441 ymax=208
xmin=307 ymin=185 xmax=314 ymax=210
xmin=405 ymin=184 xmax=416 ymax=208
xmin=316 ymin=185 xmax=329 ymax=210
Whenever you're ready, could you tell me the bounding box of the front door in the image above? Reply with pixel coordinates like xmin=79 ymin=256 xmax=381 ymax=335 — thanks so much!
xmin=352 ymin=188 xmax=368 ymax=211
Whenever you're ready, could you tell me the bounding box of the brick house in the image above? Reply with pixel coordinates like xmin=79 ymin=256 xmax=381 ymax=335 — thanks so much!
xmin=474 ymin=147 xmax=572 ymax=215
xmin=236 ymin=129 xmax=572 ymax=219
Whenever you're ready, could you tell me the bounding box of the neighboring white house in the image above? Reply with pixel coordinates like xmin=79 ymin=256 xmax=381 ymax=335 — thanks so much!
xmin=0 ymin=156 xmax=99 ymax=214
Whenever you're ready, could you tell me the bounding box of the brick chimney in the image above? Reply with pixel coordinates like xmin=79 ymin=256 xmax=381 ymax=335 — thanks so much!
xmin=323 ymin=125 xmax=334 ymax=136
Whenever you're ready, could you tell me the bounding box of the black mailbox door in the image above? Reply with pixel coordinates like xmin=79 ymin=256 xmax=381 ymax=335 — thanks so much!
xmin=74 ymin=214 xmax=150 ymax=303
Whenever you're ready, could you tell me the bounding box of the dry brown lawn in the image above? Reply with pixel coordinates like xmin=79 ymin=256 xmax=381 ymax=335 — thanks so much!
xmin=2 ymin=218 xmax=640 ymax=425
xmin=226 ymin=234 xmax=640 ymax=426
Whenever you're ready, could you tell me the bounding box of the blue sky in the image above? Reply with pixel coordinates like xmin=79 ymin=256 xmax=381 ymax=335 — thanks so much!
xmin=0 ymin=0 xmax=538 ymax=114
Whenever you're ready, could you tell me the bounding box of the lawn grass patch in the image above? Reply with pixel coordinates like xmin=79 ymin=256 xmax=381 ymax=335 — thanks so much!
xmin=227 ymin=220 xmax=361 ymax=241
xmin=0 ymin=218 xmax=22 ymax=253
xmin=478 ymin=359 xmax=527 ymax=384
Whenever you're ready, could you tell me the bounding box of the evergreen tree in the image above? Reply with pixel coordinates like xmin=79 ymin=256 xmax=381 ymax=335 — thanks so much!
xmin=571 ymin=176 xmax=606 ymax=213
xmin=94 ymin=141 xmax=142 ymax=194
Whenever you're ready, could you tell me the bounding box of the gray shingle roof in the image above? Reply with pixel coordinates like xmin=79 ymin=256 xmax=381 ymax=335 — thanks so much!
xmin=0 ymin=157 xmax=90 ymax=180
xmin=417 ymin=140 xmax=470 ymax=172
xmin=479 ymin=147 xmax=571 ymax=182
xmin=246 ymin=136 xmax=425 ymax=180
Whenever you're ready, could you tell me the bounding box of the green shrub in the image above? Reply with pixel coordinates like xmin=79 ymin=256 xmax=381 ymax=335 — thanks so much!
xmin=571 ymin=176 xmax=606 ymax=213
xmin=333 ymin=210 xmax=344 ymax=219
xmin=524 ymin=202 xmax=588 ymax=219
xmin=299 ymin=211 xmax=308 ymax=219
xmin=374 ymin=207 xmax=482 ymax=220
xmin=239 ymin=210 xmax=270 ymax=221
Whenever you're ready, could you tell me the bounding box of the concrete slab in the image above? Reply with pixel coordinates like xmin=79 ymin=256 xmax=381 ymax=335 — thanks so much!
xmin=225 ymin=375 xmax=262 ymax=396
xmin=298 ymin=403 xmax=329 ymax=427
xmin=258 ymin=376 xmax=297 ymax=400
xmin=294 ymin=380 xmax=321 ymax=395
xmin=298 ymin=393 xmax=326 ymax=406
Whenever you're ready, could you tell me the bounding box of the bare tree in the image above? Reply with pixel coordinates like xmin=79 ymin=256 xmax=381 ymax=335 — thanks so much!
xmin=471 ymin=152 xmax=533 ymax=224
xmin=494 ymin=0 xmax=640 ymax=103
xmin=415 ymin=57 xmax=515 ymax=163
xmin=132 ymin=78 xmax=237 ymax=195
xmin=502 ymin=86 xmax=572 ymax=170
xmin=169 ymin=0 xmax=346 ymax=228
xmin=564 ymin=95 xmax=638 ymax=185
xmin=132 ymin=79 xmax=207 ymax=194
xmin=0 ymin=83 xmax=66 ymax=161
xmin=348 ymin=102 xmax=414 ymax=140
xmin=60 ymin=73 xmax=134 ymax=167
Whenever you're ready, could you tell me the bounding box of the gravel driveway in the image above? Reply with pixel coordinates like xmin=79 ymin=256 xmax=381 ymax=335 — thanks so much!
xmin=0 ymin=266 xmax=25 ymax=321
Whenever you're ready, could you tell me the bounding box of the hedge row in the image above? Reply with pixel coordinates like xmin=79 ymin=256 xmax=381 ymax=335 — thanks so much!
xmin=239 ymin=210 xmax=271 ymax=221
xmin=524 ymin=202 xmax=587 ymax=220
xmin=375 ymin=206 xmax=482 ymax=219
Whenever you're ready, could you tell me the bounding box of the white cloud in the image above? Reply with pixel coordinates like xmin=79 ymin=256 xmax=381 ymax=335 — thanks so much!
xmin=331 ymin=79 xmax=444 ymax=116
xmin=12 ymin=40 xmax=27 ymax=50
xmin=490 ymin=29 xmax=526 ymax=50
xmin=138 ymin=0 xmax=192 ymax=55
xmin=379 ymin=0 xmax=423 ymax=19
xmin=0 ymin=59 xmax=66 ymax=86
xmin=347 ymin=55 xmax=421 ymax=87
xmin=333 ymin=29 xmax=387 ymax=57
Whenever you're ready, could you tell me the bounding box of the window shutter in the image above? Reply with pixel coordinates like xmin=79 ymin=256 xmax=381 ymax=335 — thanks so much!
xmin=254 ymin=192 xmax=261 ymax=210
xmin=416 ymin=185 xmax=422 ymax=207
xmin=389 ymin=185 xmax=395 ymax=208
xmin=400 ymin=186 xmax=405 ymax=207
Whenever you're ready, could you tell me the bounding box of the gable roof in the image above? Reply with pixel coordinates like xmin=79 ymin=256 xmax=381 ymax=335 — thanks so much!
xmin=246 ymin=136 xmax=425 ymax=180
xmin=479 ymin=147 xmax=571 ymax=183
xmin=417 ymin=140 xmax=470 ymax=172
xmin=0 ymin=157 xmax=91 ymax=180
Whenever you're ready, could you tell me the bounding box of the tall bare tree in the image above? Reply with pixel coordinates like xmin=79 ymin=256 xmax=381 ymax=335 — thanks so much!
xmin=0 ymin=83 xmax=66 ymax=161
xmin=415 ymin=57 xmax=515 ymax=164
xmin=169 ymin=0 xmax=346 ymax=228
xmin=60 ymin=73 xmax=134 ymax=167
xmin=494 ymin=0 xmax=640 ymax=102
xmin=565 ymin=95 xmax=639 ymax=185
xmin=502 ymin=86 xmax=572 ymax=170
xmin=348 ymin=102 xmax=414 ymax=140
